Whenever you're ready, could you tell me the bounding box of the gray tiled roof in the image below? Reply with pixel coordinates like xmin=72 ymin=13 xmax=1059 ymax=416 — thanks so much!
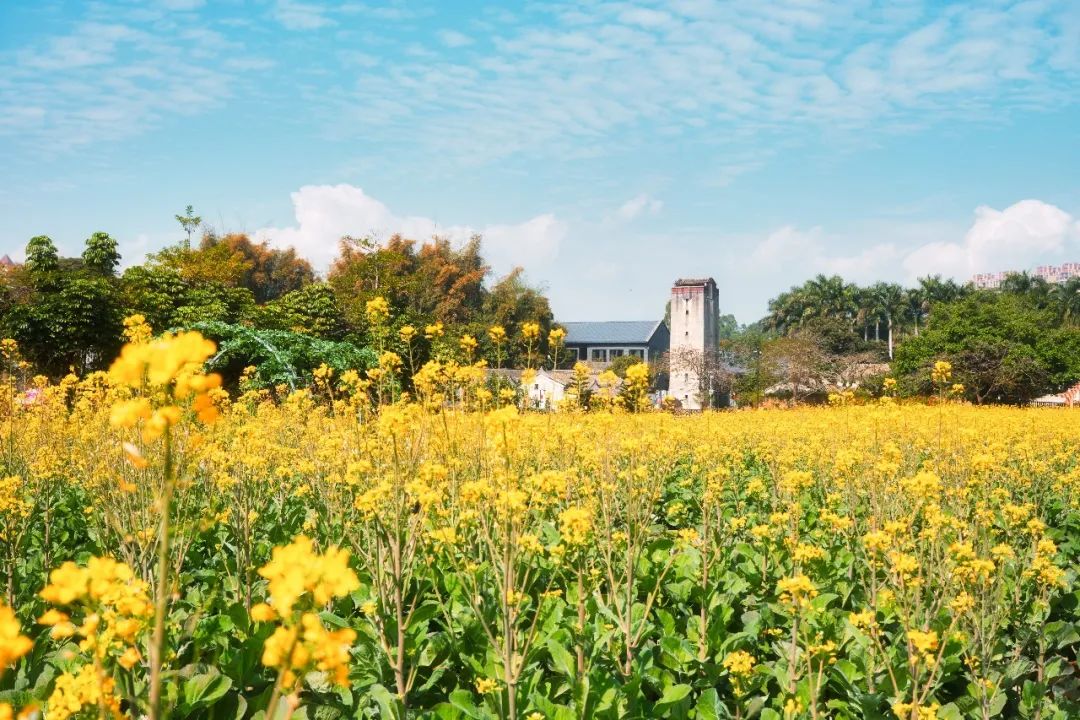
xmin=561 ymin=320 xmax=663 ymax=345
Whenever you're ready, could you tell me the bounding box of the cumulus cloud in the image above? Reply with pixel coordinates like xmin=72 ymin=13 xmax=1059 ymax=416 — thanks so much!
xmin=902 ymin=200 xmax=1080 ymax=279
xmin=253 ymin=184 xmax=565 ymax=274
xmin=615 ymin=194 xmax=663 ymax=221
xmin=749 ymin=225 xmax=823 ymax=265
xmin=745 ymin=200 xmax=1080 ymax=292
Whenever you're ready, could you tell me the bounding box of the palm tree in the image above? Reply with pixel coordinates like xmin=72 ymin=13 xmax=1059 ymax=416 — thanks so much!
xmin=869 ymin=282 xmax=905 ymax=359
xmin=904 ymin=287 xmax=925 ymax=337
xmin=802 ymin=274 xmax=858 ymax=322
xmin=853 ymin=286 xmax=872 ymax=341
xmin=917 ymin=274 xmax=970 ymax=326
xmin=766 ymin=290 xmax=800 ymax=335
xmin=1052 ymin=277 xmax=1080 ymax=325
xmin=999 ymin=272 xmax=1052 ymax=307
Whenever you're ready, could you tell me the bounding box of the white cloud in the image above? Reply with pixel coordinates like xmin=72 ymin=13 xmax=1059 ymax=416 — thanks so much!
xmin=617 ymin=8 xmax=675 ymax=29
xmin=615 ymin=193 xmax=663 ymax=221
xmin=745 ymin=200 xmax=1080 ymax=295
xmin=749 ymin=225 xmax=823 ymax=265
xmin=438 ymin=30 xmax=473 ymax=48
xmin=272 ymin=0 xmax=334 ymax=30
xmin=17 ymin=22 xmax=136 ymax=71
xmin=160 ymin=0 xmax=205 ymax=9
xmin=902 ymin=200 xmax=1080 ymax=279
xmin=318 ymin=1 xmax=1079 ymax=168
xmin=253 ymin=184 xmax=565 ymax=274
xmin=0 ymin=17 xmax=264 ymax=152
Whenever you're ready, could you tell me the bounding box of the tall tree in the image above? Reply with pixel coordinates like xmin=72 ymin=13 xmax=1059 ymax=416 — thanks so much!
xmin=481 ymin=267 xmax=554 ymax=366
xmin=893 ymin=291 xmax=1080 ymax=403
xmin=25 ymin=235 xmax=59 ymax=277
xmin=175 ymin=205 xmax=202 ymax=249
xmin=149 ymin=238 xmax=252 ymax=287
xmin=904 ymin=287 xmax=925 ymax=337
xmin=869 ymin=282 xmax=905 ymax=359
xmin=1052 ymin=276 xmax=1080 ymax=325
xmin=204 ymin=233 xmax=315 ymax=303
xmin=259 ymin=283 xmax=347 ymax=340
xmin=82 ymin=231 xmax=121 ymax=276
xmin=999 ymin=272 xmax=1052 ymax=308
xmin=803 ymin=274 xmax=857 ymax=322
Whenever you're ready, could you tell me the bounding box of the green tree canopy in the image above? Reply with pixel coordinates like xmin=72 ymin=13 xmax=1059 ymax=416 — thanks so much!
xmin=25 ymin=235 xmax=60 ymax=277
xmin=892 ymin=291 xmax=1080 ymax=403
xmin=82 ymin=231 xmax=121 ymax=276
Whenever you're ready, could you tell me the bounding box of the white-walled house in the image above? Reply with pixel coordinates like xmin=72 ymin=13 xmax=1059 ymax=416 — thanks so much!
xmin=488 ymin=368 xmax=602 ymax=410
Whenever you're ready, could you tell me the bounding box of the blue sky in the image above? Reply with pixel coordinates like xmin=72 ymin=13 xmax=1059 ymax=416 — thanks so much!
xmin=2 ymin=0 xmax=1079 ymax=323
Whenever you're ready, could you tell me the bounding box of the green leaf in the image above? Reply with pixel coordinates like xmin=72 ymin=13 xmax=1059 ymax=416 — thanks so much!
xmin=936 ymin=703 xmax=963 ymax=720
xmin=546 ymin=638 xmax=577 ymax=678
xmin=694 ymin=688 xmax=721 ymax=720
xmin=449 ymin=689 xmax=481 ymax=719
xmin=368 ymin=684 xmax=400 ymax=720
xmin=182 ymin=671 xmax=232 ymax=710
xmin=988 ymin=690 xmax=1007 ymax=717
xmin=656 ymin=683 xmax=693 ymax=712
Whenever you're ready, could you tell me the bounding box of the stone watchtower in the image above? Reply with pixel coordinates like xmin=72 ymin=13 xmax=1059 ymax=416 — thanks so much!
xmin=668 ymin=277 xmax=719 ymax=410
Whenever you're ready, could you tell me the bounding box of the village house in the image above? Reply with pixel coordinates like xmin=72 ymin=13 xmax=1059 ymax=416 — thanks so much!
xmin=489 ymin=367 xmax=603 ymax=409
xmin=489 ymin=278 xmax=722 ymax=411
xmin=1032 ymin=380 xmax=1080 ymax=407
xmin=561 ymin=320 xmax=669 ymax=364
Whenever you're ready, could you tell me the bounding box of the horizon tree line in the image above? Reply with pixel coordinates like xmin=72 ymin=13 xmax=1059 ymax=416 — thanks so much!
xmin=762 ymin=272 xmax=1080 ymax=359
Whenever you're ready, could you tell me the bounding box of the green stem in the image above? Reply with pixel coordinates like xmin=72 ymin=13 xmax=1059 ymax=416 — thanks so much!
xmin=148 ymin=424 xmax=174 ymax=720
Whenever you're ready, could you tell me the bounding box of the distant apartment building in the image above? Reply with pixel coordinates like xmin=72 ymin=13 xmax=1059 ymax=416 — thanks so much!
xmin=972 ymin=263 xmax=1080 ymax=289
xmin=971 ymin=271 xmax=1010 ymax=289
xmin=1034 ymin=262 xmax=1080 ymax=284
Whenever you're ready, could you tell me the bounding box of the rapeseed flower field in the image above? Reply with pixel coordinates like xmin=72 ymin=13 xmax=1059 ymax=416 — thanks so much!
xmin=0 ymin=327 xmax=1077 ymax=720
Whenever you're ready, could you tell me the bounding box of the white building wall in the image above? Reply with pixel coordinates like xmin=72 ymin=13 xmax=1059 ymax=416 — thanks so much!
xmin=668 ymin=279 xmax=718 ymax=410
xmin=526 ymin=371 xmax=566 ymax=409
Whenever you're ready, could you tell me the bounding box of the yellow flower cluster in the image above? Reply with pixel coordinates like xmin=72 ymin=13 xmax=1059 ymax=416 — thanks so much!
xmin=365 ymin=296 xmax=390 ymax=324
xmin=777 ymin=574 xmax=818 ymax=610
xmin=906 ymin=629 xmax=939 ymax=664
xmin=109 ymin=329 xmax=217 ymax=389
xmin=0 ymin=475 xmax=31 ymax=528
xmin=558 ymin=506 xmax=593 ymax=546
xmin=121 ymin=313 xmax=152 ymax=345
xmin=262 ymin=612 xmax=357 ymax=686
xmin=891 ymin=701 xmax=941 ymax=720
xmin=38 ymin=556 xmax=152 ymax=666
xmin=0 ymin=602 xmax=32 ymax=670
xmin=931 ymin=360 xmax=952 ymax=385
xmin=256 ymin=535 xmax=359 ymax=615
xmin=46 ymin=664 xmax=123 ymax=720
xmin=252 ymin=536 xmax=360 ymax=691
xmin=475 ymin=677 xmax=499 ymax=694
xmin=1026 ymin=538 xmax=1067 ymax=588
xmin=108 ymin=328 xmax=222 ymax=436
xmin=722 ymin=649 xmax=755 ymax=676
